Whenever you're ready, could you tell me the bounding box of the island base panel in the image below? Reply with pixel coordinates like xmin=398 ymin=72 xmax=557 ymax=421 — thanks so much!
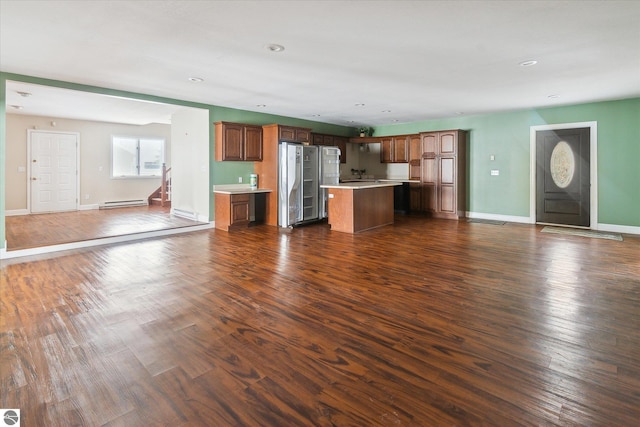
xmin=328 ymin=186 xmax=395 ymax=233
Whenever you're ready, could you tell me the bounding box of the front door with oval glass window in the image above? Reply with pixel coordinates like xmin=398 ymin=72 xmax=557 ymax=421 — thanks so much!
xmin=536 ymin=128 xmax=590 ymax=227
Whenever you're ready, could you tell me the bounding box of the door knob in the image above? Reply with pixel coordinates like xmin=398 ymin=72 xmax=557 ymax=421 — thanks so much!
xmin=31 ymin=177 xmax=37 ymax=181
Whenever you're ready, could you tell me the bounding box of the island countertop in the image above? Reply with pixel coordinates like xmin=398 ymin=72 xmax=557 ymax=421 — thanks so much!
xmin=320 ymin=181 xmax=402 ymax=190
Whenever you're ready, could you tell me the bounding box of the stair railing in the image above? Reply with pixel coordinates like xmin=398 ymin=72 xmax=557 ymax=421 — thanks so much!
xmin=160 ymin=163 xmax=172 ymax=207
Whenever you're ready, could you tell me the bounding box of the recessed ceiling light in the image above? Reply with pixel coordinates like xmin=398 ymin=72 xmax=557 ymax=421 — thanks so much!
xmin=256 ymin=104 xmax=267 ymax=108
xmin=381 ymin=110 xmax=391 ymax=113
xmin=519 ymin=60 xmax=538 ymax=67
xmin=455 ymin=111 xmax=464 ymax=115
xmin=16 ymin=91 xmax=32 ymax=97
xmin=392 ymin=119 xmax=399 ymax=122
xmin=310 ymin=114 xmax=321 ymax=117
xmin=355 ymin=103 xmax=365 ymax=107
xmin=548 ymin=94 xmax=560 ymax=99
xmin=10 ymin=105 xmax=23 ymax=110
xmin=188 ymin=77 xmax=204 ymax=83
xmin=266 ymin=44 xmax=285 ymax=52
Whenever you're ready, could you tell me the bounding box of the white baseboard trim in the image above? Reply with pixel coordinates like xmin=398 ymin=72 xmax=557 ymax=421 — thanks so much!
xmin=466 ymin=211 xmax=640 ymax=235
xmin=5 ymin=209 xmax=29 ymax=216
xmin=79 ymin=204 xmax=100 ymax=211
xmin=466 ymin=211 xmax=532 ymax=224
xmin=596 ymin=223 xmax=640 ymax=235
xmin=0 ymin=222 xmax=214 ymax=260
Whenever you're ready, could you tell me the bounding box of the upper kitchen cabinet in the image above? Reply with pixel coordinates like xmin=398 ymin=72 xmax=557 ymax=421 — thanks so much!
xmin=278 ymin=125 xmax=311 ymax=143
xmin=380 ymin=135 xmax=410 ymax=163
xmin=215 ymin=121 xmax=263 ymax=161
xmin=311 ymin=132 xmax=348 ymax=163
xmin=419 ymin=130 xmax=468 ymax=220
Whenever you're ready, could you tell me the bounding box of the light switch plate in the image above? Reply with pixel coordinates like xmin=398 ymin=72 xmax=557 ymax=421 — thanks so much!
xmin=491 ymin=170 xmax=500 ymax=176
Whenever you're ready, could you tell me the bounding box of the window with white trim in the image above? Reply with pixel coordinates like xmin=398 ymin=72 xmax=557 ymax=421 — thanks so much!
xmin=111 ymin=136 xmax=165 ymax=178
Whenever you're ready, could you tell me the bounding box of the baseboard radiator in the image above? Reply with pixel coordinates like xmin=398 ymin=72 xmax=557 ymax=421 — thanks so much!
xmin=172 ymin=208 xmax=198 ymax=220
xmin=99 ymin=199 xmax=148 ymax=209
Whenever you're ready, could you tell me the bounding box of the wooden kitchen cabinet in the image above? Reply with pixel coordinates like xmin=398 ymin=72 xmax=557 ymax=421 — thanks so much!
xmin=409 ymin=134 xmax=421 ymax=161
xmin=333 ymin=136 xmax=348 ymax=164
xmin=381 ymin=137 xmax=393 ymax=163
xmin=409 ymin=183 xmax=422 ymax=212
xmin=215 ymin=193 xmax=250 ymax=230
xmin=380 ymin=135 xmax=410 ymax=163
xmin=215 ymin=121 xmax=263 ymax=161
xmin=408 ymin=134 xmax=422 ymax=180
xmin=311 ymin=132 xmax=348 ymax=163
xmin=231 ymin=194 xmax=250 ymax=225
xmin=419 ymin=130 xmax=467 ymax=219
xmin=279 ymin=125 xmax=311 ymax=142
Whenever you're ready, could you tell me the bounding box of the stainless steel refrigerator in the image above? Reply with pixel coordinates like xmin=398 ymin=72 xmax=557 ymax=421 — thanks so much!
xmin=319 ymin=146 xmax=341 ymax=219
xmin=279 ymin=143 xmax=340 ymax=227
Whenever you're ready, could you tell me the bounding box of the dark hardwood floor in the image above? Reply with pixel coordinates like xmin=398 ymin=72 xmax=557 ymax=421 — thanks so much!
xmin=5 ymin=205 xmax=205 ymax=250
xmin=1 ymin=216 xmax=639 ymax=426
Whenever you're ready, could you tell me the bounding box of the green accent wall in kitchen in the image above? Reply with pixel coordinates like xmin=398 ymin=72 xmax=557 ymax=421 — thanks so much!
xmin=374 ymin=98 xmax=640 ymax=227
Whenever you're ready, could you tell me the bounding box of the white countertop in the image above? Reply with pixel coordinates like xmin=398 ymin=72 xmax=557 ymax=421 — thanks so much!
xmin=340 ymin=178 xmax=420 ymax=184
xmin=213 ymin=184 xmax=272 ymax=194
xmin=321 ymin=181 xmax=403 ymax=190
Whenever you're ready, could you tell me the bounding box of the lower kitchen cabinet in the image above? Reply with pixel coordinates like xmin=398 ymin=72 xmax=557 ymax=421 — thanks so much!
xmin=409 ymin=183 xmax=422 ymax=212
xmin=215 ymin=193 xmax=249 ymax=230
xmin=231 ymin=194 xmax=250 ymax=226
xmin=214 ymin=190 xmax=271 ymax=231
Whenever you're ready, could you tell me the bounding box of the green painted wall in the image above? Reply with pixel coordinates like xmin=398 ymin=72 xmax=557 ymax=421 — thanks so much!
xmin=1 ymin=72 xmax=638 ymax=248
xmin=374 ymin=98 xmax=640 ymax=227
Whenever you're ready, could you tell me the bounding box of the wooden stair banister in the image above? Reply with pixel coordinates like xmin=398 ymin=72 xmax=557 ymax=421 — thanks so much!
xmin=160 ymin=163 xmax=171 ymax=206
xmin=148 ymin=163 xmax=172 ymax=207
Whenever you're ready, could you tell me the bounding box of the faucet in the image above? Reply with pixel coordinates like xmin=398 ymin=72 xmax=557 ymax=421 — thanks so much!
xmin=351 ymin=169 xmax=366 ymax=179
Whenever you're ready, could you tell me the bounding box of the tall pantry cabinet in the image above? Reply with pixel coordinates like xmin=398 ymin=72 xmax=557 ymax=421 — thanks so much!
xmin=420 ymin=130 xmax=467 ymax=219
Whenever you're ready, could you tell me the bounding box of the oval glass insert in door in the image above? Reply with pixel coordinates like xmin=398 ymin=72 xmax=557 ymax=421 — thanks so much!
xmin=550 ymin=140 xmax=575 ymax=189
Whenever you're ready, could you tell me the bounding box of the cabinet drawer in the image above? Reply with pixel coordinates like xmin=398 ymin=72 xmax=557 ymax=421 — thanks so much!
xmin=231 ymin=194 xmax=250 ymax=203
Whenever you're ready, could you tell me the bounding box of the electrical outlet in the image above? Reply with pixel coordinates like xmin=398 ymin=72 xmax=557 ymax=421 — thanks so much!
xmin=238 ymin=177 xmax=243 ymax=183
xmin=491 ymin=170 xmax=500 ymax=176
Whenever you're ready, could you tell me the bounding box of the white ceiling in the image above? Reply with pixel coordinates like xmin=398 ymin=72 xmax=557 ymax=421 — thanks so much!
xmin=1 ymin=0 xmax=639 ymax=127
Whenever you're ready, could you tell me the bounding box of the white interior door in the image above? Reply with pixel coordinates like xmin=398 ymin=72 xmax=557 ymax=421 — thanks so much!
xmin=30 ymin=130 xmax=79 ymax=213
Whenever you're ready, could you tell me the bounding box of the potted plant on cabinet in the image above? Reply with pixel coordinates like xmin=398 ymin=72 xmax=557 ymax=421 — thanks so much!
xmin=358 ymin=127 xmax=372 ymax=137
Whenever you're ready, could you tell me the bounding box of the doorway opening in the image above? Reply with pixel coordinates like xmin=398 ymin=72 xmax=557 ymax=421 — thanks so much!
xmin=529 ymin=122 xmax=598 ymax=228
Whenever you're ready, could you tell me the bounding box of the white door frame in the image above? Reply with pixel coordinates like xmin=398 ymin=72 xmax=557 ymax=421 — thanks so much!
xmin=529 ymin=121 xmax=598 ymax=228
xmin=27 ymin=129 xmax=81 ymax=213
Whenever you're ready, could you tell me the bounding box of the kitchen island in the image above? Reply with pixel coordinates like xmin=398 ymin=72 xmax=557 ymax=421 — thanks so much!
xmin=320 ymin=181 xmax=401 ymax=233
